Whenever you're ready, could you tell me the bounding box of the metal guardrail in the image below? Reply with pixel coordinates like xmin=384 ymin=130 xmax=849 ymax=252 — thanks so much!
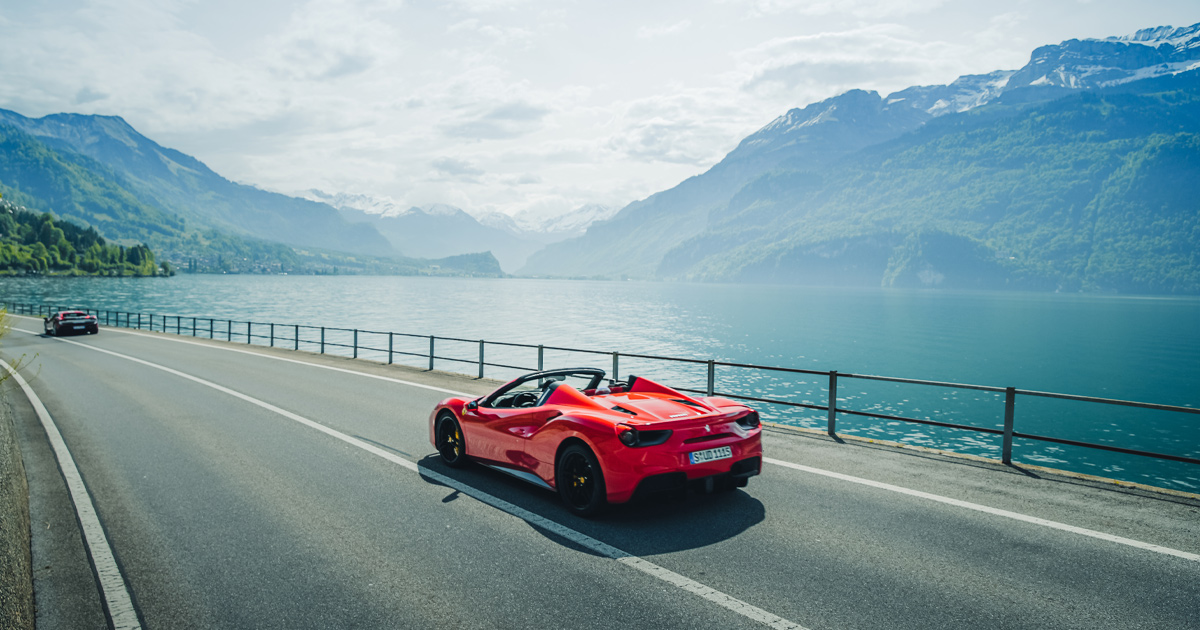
xmin=9 ymin=301 xmax=1199 ymax=470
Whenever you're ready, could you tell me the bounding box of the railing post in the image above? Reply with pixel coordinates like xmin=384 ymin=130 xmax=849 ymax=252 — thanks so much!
xmin=176 ymin=315 xmax=181 ymax=335
xmin=150 ymin=314 xmax=154 ymax=331
xmin=320 ymin=327 xmax=325 ymax=354
xmin=388 ymin=333 xmax=394 ymax=365
xmin=612 ymin=352 xmax=619 ymax=382
xmin=353 ymin=329 xmax=358 ymax=359
xmin=537 ymin=345 xmax=544 ymax=371
xmin=209 ymin=319 xmax=214 ymax=339
xmin=429 ymin=336 xmax=435 ymax=370
xmin=294 ymin=325 xmax=299 ymax=351
xmin=478 ymin=340 xmax=485 ymax=378
xmin=707 ymin=360 xmax=715 ymax=396
xmin=192 ymin=317 xmax=196 ymax=337
xmin=227 ymin=319 xmax=232 ymax=341
xmin=246 ymin=321 xmax=251 ymax=344
xmin=827 ymin=371 xmax=838 ymax=435
xmin=1003 ymin=387 xmax=1016 ymax=465
xmin=270 ymin=323 xmax=275 ymax=347
xmin=137 ymin=313 xmax=142 ymax=330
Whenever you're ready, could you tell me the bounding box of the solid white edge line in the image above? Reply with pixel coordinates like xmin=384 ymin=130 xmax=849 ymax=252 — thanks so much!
xmin=14 ymin=320 xmax=1198 ymax=565
xmin=0 ymin=358 xmax=143 ymax=630
xmin=764 ymin=457 xmax=1200 ymax=563
xmin=22 ymin=328 xmax=809 ymax=630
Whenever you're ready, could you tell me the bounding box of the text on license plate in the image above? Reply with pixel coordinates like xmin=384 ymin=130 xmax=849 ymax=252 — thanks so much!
xmin=688 ymin=446 xmax=732 ymax=465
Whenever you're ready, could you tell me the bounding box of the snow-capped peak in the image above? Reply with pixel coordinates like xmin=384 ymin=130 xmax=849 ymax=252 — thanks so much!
xmin=301 ymin=189 xmax=408 ymax=217
xmin=1104 ymin=23 xmax=1200 ymax=50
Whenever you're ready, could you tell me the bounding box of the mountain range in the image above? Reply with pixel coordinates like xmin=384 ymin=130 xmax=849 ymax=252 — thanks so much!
xmin=300 ymin=190 xmax=616 ymax=272
xmin=521 ymin=23 xmax=1200 ymax=293
xmin=0 ymin=112 xmax=505 ymax=275
xmin=0 ymin=22 xmax=1196 ymax=291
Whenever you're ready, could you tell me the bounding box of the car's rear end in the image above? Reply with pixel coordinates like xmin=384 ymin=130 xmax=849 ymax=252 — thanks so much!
xmin=51 ymin=311 xmax=99 ymax=335
xmin=594 ymin=391 xmax=763 ymax=503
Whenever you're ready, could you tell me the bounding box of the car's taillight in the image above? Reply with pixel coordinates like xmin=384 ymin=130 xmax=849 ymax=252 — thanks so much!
xmin=617 ymin=423 xmax=638 ymax=447
xmin=736 ymin=411 xmax=761 ymax=429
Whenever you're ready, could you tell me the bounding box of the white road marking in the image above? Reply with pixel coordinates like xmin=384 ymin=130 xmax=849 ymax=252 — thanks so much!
xmin=81 ymin=321 xmax=469 ymax=396
xmin=20 ymin=328 xmax=808 ymax=630
xmin=765 ymin=457 xmax=1200 ymax=563
xmin=0 ymin=358 xmax=143 ymax=630
xmin=15 ymin=320 xmax=1199 ymax=565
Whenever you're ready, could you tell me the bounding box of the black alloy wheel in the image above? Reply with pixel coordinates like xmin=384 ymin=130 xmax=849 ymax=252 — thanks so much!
xmin=556 ymin=444 xmax=607 ymax=516
xmin=437 ymin=414 xmax=468 ymax=468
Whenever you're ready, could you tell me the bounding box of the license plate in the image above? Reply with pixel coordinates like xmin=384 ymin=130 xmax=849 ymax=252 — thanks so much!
xmin=688 ymin=445 xmax=732 ymax=465
xmin=73 ymin=325 xmax=85 ymax=329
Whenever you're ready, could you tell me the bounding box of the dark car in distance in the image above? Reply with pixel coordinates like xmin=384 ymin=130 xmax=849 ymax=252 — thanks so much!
xmin=44 ymin=311 xmax=99 ymax=336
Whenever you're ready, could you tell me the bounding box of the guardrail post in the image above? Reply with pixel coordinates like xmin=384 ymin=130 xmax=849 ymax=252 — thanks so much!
xmin=150 ymin=314 xmax=154 ymax=331
xmin=270 ymin=323 xmax=275 ymax=347
xmin=137 ymin=313 xmax=142 ymax=330
xmin=1003 ymin=387 xmax=1016 ymax=465
xmin=209 ymin=319 xmax=214 ymax=339
xmin=429 ymin=336 xmax=435 ymax=370
xmin=246 ymin=321 xmax=251 ymax=344
xmin=537 ymin=345 xmax=544 ymax=371
xmin=227 ymin=319 xmax=232 ymax=341
xmin=294 ymin=325 xmax=299 ymax=351
xmin=612 ymin=352 xmax=619 ymax=382
xmin=478 ymin=340 xmax=485 ymax=378
xmin=176 ymin=315 xmax=181 ymax=335
xmin=320 ymin=327 xmax=325 ymax=354
xmin=192 ymin=317 xmax=196 ymax=337
xmin=707 ymin=360 xmax=715 ymax=396
xmin=353 ymin=329 xmax=358 ymax=359
xmin=388 ymin=332 xmax=394 ymax=365
xmin=827 ymin=371 xmax=838 ymax=435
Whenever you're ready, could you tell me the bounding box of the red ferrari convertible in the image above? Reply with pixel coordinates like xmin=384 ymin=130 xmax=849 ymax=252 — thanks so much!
xmin=429 ymin=367 xmax=762 ymax=515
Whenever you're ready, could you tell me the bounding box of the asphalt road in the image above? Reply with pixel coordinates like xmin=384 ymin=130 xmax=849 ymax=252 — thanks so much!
xmin=4 ymin=315 xmax=1198 ymax=630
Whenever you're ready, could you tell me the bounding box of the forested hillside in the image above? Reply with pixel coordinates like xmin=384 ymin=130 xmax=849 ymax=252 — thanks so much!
xmin=0 ymin=196 xmax=161 ymax=275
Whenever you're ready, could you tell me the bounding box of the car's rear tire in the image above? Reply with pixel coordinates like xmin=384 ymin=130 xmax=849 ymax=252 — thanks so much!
xmin=556 ymin=444 xmax=607 ymax=517
xmin=436 ymin=413 xmax=468 ymax=468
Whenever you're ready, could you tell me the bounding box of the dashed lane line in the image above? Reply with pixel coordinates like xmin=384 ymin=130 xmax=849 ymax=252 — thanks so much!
xmin=18 ymin=327 xmax=809 ymax=630
xmin=1 ymin=357 xmax=143 ymax=630
xmin=16 ymin=321 xmax=1200 ymax=565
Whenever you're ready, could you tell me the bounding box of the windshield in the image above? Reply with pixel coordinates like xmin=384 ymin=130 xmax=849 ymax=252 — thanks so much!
xmin=483 ymin=368 xmax=605 ymax=408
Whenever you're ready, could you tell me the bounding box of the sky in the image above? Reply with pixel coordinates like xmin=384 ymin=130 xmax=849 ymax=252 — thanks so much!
xmin=1 ymin=0 xmax=1197 ymax=220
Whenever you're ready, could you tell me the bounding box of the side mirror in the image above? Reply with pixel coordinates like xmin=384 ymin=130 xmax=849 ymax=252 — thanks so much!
xmin=466 ymin=400 xmax=479 ymax=411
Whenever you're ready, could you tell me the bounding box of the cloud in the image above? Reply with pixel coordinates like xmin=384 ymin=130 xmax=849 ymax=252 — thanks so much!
xmin=431 ymin=156 xmax=486 ymax=180
xmin=737 ymin=24 xmax=970 ymax=101
xmin=263 ymin=0 xmax=402 ymax=81
xmin=440 ymin=101 xmax=550 ymax=139
xmin=638 ymin=19 xmax=692 ymax=39
xmin=721 ymin=0 xmax=949 ymax=18
xmin=448 ymin=18 xmax=535 ymax=46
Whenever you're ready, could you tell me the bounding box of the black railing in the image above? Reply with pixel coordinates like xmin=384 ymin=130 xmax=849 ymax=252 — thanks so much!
xmin=8 ymin=301 xmax=1199 ymax=470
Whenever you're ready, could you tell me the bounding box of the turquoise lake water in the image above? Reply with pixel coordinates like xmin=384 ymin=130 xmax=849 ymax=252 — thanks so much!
xmin=2 ymin=274 xmax=1197 ymax=491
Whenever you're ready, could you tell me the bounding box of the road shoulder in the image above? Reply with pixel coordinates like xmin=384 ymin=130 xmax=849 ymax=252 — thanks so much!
xmin=0 ymin=397 xmax=34 ymax=630
xmin=4 ymin=380 xmax=108 ymax=629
